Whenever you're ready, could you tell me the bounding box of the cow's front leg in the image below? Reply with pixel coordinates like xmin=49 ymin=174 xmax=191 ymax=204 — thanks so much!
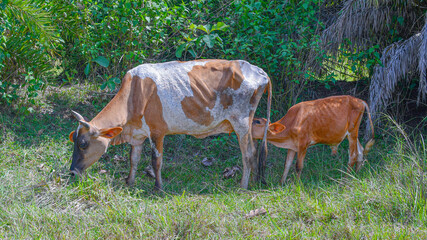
xmin=150 ymin=135 xmax=165 ymax=191
xmin=126 ymin=144 xmax=144 ymax=186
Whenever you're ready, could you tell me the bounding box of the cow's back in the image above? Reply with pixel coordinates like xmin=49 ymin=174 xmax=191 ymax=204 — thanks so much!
xmin=128 ymin=60 xmax=269 ymax=135
xmin=286 ymin=95 xmax=363 ymax=145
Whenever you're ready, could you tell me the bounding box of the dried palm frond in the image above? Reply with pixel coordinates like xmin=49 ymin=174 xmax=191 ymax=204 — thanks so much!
xmin=418 ymin=18 xmax=427 ymax=102
xmin=366 ymin=16 xmax=427 ymax=136
xmin=320 ymin=0 xmax=416 ymax=54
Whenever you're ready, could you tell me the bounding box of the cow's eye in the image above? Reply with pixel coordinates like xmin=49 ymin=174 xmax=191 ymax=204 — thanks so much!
xmin=253 ymin=119 xmax=261 ymax=124
xmin=79 ymin=140 xmax=88 ymax=149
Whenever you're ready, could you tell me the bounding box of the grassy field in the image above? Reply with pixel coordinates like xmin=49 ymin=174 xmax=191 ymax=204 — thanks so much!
xmin=0 ymin=85 xmax=426 ymax=239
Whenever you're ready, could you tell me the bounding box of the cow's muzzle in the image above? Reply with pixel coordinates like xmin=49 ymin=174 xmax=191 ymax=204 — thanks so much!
xmin=70 ymin=168 xmax=82 ymax=177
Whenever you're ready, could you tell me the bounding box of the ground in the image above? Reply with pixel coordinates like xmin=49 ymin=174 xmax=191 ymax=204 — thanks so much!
xmin=0 ymin=82 xmax=426 ymax=238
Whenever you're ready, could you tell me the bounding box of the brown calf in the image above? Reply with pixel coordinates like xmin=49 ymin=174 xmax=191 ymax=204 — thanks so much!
xmin=252 ymin=95 xmax=375 ymax=184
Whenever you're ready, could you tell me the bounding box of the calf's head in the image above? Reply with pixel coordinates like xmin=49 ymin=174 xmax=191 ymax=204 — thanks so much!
xmin=68 ymin=111 xmax=122 ymax=175
xmin=251 ymin=118 xmax=286 ymax=139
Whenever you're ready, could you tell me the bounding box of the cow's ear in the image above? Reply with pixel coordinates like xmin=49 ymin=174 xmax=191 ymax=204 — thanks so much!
xmin=99 ymin=127 xmax=123 ymax=139
xmin=269 ymin=123 xmax=285 ymax=134
xmin=69 ymin=131 xmax=75 ymax=142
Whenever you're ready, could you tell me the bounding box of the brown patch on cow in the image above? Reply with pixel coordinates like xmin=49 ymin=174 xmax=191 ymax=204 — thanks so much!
xmin=127 ymin=76 xmax=168 ymax=135
xmin=143 ymin=80 xmax=168 ymax=136
xmin=181 ymin=100 xmax=215 ymax=126
xmin=181 ymin=60 xmax=245 ymax=126
xmin=90 ymin=73 xmax=133 ymax=129
xmin=220 ymin=94 xmax=233 ymax=109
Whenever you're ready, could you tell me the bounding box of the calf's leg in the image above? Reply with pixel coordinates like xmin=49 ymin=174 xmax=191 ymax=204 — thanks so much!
xmin=347 ymin=134 xmax=362 ymax=172
xmin=281 ymin=149 xmax=296 ymax=185
xmin=296 ymin=147 xmax=308 ymax=179
xmin=355 ymin=139 xmax=364 ymax=171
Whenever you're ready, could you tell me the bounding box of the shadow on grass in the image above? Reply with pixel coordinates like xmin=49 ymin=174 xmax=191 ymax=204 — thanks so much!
xmin=82 ymin=134 xmax=390 ymax=197
xmin=1 ymin=103 xmax=389 ymax=197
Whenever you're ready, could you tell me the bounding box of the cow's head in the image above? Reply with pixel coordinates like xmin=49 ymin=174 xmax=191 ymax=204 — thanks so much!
xmin=68 ymin=111 xmax=122 ymax=175
xmin=252 ymin=118 xmax=285 ymax=139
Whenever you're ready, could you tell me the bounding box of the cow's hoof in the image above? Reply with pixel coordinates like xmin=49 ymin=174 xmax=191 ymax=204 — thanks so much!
xmin=125 ymin=177 xmax=135 ymax=186
xmin=153 ymin=185 xmax=163 ymax=192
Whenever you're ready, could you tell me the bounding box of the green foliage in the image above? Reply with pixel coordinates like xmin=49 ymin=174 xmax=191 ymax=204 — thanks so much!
xmin=0 ymin=0 xmax=392 ymax=119
xmin=1 ymin=0 xmax=330 ymax=112
xmin=221 ymin=0 xmax=325 ymax=114
xmin=339 ymin=41 xmax=382 ymax=78
xmin=175 ymin=22 xmax=229 ymax=59
xmin=0 ymin=0 xmax=62 ymax=107
xmin=59 ymin=0 xmax=194 ymax=85
xmin=0 ymin=0 xmax=329 ymax=116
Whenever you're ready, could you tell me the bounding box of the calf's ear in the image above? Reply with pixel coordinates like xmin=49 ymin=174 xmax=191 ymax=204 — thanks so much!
xmin=99 ymin=127 xmax=123 ymax=139
xmin=69 ymin=131 xmax=75 ymax=142
xmin=268 ymin=123 xmax=285 ymax=134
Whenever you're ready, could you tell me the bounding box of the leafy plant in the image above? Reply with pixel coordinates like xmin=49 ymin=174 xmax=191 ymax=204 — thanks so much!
xmin=0 ymin=0 xmax=61 ymax=106
xmin=175 ymin=22 xmax=229 ymax=59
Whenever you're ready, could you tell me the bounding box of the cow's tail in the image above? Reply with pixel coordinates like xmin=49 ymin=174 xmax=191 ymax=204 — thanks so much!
xmin=257 ymin=79 xmax=272 ymax=183
xmin=362 ymin=100 xmax=375 ymax=155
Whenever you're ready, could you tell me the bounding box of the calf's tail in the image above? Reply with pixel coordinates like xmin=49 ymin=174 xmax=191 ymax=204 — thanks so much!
xmin=257 ymin=79 xmax=272 ymax=183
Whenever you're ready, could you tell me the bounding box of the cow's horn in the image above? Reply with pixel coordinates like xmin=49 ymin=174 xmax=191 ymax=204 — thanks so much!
xmin=78 ymin=120 xmax=91 ymax=129
xmin=71 ymin=110 xmax=85 ymax=121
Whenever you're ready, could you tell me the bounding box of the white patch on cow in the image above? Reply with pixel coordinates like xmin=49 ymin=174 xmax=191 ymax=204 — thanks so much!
xmin=342 ymin=131 xmax=350 ymax=142
xmin=225 ymin=60 xmax=269 ymax=135
xmin=129 ymin=60 xmax=208 ymax=133
xmin=130 ymin=116 xmax=150 ymax=145
xmin=153 ymin=147 xmax=161 ymax=158
xmin=127 ymin=60 xmax=268 ymax=137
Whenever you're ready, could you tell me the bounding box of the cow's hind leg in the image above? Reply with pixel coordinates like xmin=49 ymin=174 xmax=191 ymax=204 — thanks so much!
xmin=355 ymin=139 xmax=364 ymax=171
xmin=126 ymin=144 xmax=144 ymax=186
xmin=281 ymin=149 xmax=296 ymax=185
xmin=150 ymin=135 xmax=165 ymax=191
xmin=347 ymin=134 xmax=363 ymax=172
xmin=347 ymin=107 xmax=364 ymax=172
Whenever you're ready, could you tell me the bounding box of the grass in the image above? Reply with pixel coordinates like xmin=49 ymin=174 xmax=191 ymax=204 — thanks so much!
xmin=0 ymin=84 xmax=426 ymax=239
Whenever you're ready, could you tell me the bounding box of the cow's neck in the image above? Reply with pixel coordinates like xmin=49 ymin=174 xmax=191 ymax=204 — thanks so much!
xmin=90 ymin=73 xmax=133 ymax=130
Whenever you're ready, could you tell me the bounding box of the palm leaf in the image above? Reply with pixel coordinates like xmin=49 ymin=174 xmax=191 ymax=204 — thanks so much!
xmin=321 ymin=0 xmax=417 ymax=53
xmin=4 ymin=0 xmax=60 ymax=54
xmin=366 ymin=15 xmax=427 ymax=135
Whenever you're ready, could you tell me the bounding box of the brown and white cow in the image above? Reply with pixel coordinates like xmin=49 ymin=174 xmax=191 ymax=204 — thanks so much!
xmin=252 ymin=95 xmax=375 ymax=184
xmin=69 ymin=60 xmax=272 ymax=190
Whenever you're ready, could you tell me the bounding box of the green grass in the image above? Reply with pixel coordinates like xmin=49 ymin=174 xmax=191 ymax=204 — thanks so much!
xmin=0 ymin=85 xmax=426 ymax=238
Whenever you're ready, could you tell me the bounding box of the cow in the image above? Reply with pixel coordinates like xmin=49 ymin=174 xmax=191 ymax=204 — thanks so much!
xmin=68 ymin=60 xmax=272 ymax=190
xmin=251 ymin=95 xmax=375 ymax=184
